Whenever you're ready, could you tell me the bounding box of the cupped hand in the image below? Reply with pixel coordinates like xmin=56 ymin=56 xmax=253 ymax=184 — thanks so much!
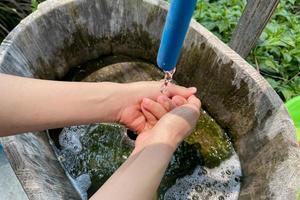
xmin=134 ymin=95 xmax=201 ymax=153
xmin=117 ymin=81 xmax=197 ymax=133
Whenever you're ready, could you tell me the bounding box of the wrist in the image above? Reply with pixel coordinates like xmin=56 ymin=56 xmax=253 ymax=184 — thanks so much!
xmin=133 ymin=129 xmax=180 ymax=155
xmin=152 ymin=128 xmax=181 ymax=150
xmin=93 ymin=82 xmax=125 ymax=122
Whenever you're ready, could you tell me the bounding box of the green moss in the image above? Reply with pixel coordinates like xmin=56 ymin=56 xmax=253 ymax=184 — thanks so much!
xmin=67 ymin=124 xmax=133 ymax=196
xmin=61 ymin=115 xmax=232 ymax=198
xmin=62 ymin=124 xmax=203 ymax=199
xmin=185 ymin=110 xmax=233 ymax=168
xmin=59 ymin=48 xmax=235 ymax=198
xmin=146 ymin=7 xmax=165 ymax=27
xmin=35 ymin=22 xmax=161 ymax=79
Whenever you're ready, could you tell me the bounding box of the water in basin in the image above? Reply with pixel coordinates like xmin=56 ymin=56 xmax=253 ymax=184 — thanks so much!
xmin=48 ymin=56 xmax=242 ymax=200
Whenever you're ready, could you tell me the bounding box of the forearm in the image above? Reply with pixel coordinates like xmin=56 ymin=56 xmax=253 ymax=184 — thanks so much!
xmin=0 ymin=74 xmax=124 ymax=136
xmin=91 ymin=131 xmax=178 ymax=200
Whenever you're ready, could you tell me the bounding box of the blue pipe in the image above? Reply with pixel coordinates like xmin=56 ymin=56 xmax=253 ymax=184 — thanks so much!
xmin=157 ymin=0 xmax=197 ymax=72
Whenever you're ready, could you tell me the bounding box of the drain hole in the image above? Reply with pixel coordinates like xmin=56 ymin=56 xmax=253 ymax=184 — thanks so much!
xmin=127 ymin=129 xmax=137 ymax=141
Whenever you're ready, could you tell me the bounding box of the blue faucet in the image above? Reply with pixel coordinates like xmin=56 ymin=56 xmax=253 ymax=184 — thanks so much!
xmin=157 ymin=0 xmax=197 ymax=72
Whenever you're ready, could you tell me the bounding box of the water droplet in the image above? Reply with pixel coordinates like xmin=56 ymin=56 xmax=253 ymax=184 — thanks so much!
xmin=195 ymin=185 xmax=203 ymax=193
xmin=226 ymin=169 xmax=231 ymax=175
xmin=207 ymin=190 xmax=213 ymax=196
xmin=218 ymin=195 xmax=225 ymax=200
xmin=192 ymin=195 xmax=199 ymax=200
xmin=205 ymin=182 xmax=211 ymax=188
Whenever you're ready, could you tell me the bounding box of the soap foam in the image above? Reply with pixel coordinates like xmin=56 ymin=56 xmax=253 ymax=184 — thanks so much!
xmin=164 ymin=153 xmax=241 ymax=200
xmin=58 ymin=125 xmax=91 ymax=200
xmin=59 ymin=125 xmax=88 ymax=154
xmin=56 ymin=125 xmax=242 ymax=200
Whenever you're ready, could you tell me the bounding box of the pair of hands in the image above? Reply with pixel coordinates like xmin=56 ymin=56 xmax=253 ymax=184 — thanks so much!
xmin=117 ymin=81 xmax=201 ymax=152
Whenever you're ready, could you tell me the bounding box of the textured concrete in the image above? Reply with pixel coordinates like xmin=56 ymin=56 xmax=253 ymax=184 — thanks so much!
xmin=0 ymin=0 xmax=299 ymax=199
xmin=0 ymin=144 xmax=28 ymax=200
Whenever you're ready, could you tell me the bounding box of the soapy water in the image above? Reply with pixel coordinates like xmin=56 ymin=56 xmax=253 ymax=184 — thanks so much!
xmin=161 ymin=68 xmax=176 ymax=94
xmin=57 ymin=125 xmax=93 ymax=200
xmin=164 ymin=154 xmax=241 ymax=200
xmin=59 ymin=126 xmax=85 ymax=154
xmin=54 ymin=124 xmax=242 ymax=200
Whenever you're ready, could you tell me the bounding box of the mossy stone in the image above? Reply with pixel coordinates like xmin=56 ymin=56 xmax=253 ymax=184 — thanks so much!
xmin=186 ymin=110 xmax=233 ymax=168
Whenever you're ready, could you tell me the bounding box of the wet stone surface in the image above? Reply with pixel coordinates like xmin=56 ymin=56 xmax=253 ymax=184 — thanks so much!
xmin=52 ymin=122 xmax=241 ymax=200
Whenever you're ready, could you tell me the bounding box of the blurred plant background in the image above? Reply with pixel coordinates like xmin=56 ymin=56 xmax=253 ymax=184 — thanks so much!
xmin=0 ymin=0 xmax=39 ymax=42
xmin=194 ymin=0 xmax=300 ymax=101
xmin=0 ymin=0 xmax=299 ymax=101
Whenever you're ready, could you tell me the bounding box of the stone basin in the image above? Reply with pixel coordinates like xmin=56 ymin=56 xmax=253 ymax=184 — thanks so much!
xmin=0 ymin=0 xmax=300 ymax=199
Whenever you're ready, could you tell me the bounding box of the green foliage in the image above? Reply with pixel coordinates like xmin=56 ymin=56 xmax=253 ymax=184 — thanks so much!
xmin=31 ymin=0 xmax=38 ymax=12
xmin=194 ymin=0 xmax=246 ymax=43
xmin=249 ymin=1 xmax=300 ymax=101
xmin=0 ymin=0 xmax=32 ymax=42
xmin=194 ymin=0 xmax=300 ymax=101
xmin=0 ymin=0 xmax=43 ymax=42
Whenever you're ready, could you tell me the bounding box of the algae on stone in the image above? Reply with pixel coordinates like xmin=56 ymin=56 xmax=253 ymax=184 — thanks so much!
xmin=185 ymin=110 xmax=233 ymax=168
xmin=59 ymin=57 xmax=235 ymax=198
xmin=64 ymin=124 xmax=133 ymax=195
xmin=59 ymin=123 xmax=203 ymax=199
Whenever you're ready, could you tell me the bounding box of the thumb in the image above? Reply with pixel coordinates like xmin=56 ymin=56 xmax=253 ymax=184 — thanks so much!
xmin=165 ymin=83 xmax=197 ymax=98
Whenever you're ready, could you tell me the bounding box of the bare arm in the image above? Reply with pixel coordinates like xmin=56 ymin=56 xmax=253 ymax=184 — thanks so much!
xmin=91 ymin=96 xmax=201 ymax=200
xmin=0 ymin=73 xmax=124 ymax=135
xmin=0 ymin=73 xmax=195 ymax=136
xmin=91 ymin=140 xmax=175 ymax=200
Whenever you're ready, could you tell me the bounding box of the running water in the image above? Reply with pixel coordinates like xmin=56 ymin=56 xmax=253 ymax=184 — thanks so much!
xmin=160 ymin=68 xmax=176 ymax=94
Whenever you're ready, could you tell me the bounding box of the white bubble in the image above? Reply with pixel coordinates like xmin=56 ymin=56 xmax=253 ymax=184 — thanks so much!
xmin=58 ymin=125 xmax=92 ymax=200
xmin=164 ymin=153 xmax=242 ymax=200
xmin=59 ymin=125 xmax=88 ymax=154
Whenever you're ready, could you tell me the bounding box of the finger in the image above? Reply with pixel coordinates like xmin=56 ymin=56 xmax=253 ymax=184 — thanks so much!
xmin=142 ymin=98 xmax=168 ymax=119
xmin=141 ymin=104 xmax=157 ymax=126
xmin=165 ymin=83 xmax=197 ymax=98
xmin=157 ymin=95 xmax=176 ymax=111
xmin=187 ymin=95 xmax=201 ymax=109
xmin=129 ymin=114 xmax=146 ymax=134
xmin=172 ymin=95 xmax=188 ymax=106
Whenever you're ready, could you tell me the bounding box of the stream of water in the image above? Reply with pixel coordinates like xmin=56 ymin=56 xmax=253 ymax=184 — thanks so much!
xmin=161 ymin=68 xmax=176 ymax=94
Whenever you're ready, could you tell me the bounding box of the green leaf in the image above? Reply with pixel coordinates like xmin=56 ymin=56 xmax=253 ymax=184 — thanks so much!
xmin=31 ymin=0 xmax=38 ymax=12
xmin=283 ymin=53 xmax=292 ymax=62
xmin=282 ymin=88 xmax=295 ymax=101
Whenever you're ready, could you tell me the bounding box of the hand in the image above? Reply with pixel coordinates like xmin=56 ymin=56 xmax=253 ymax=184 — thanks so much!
xmin=139 ymin=94 xmax=190 ymax=129
xmin=134 ymin=95 xmax=201 ymax=154
xmin=117 ymin=81 xmax=197 ymax=133
xmin=91 ymin=94 xmax=200 ymax=200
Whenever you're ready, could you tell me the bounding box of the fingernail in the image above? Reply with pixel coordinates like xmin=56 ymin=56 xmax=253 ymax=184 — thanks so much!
xmin=188 ymin=87 xmax=197 ymax=93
